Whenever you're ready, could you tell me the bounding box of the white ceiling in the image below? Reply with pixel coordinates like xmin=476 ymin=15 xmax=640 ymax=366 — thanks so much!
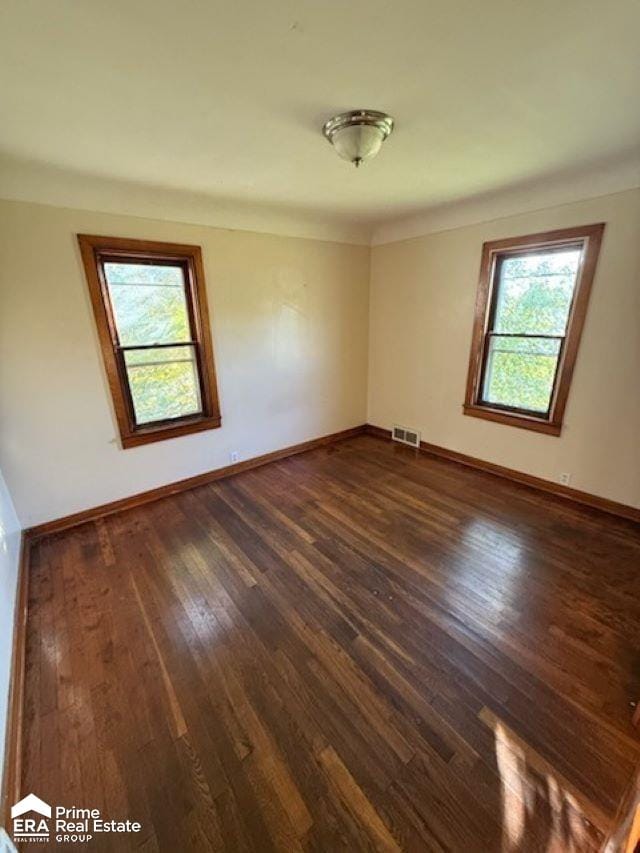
xmin=1 ymin=0 xmax=639 ymax=243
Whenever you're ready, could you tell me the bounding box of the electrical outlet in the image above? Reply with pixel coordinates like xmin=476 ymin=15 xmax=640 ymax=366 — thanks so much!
xmin=230 ymin=451 xmax=239 ymax=463
xmin=559 ymin=472 xmax=571 ymax=486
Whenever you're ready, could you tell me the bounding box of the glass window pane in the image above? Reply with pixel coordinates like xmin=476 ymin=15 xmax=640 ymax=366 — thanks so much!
xmin=493 ymin=248 xmax=582 ymax=335
xmin=104 ymin=262 xmax=191 ymax=345
xmin=124 ymin=345 xmax=201 ymax=425
xmin=482 ymin=336 xmax=561 ymax=413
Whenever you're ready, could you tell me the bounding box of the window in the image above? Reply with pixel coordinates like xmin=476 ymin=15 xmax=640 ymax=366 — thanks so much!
xmin=464 ymin=224 xmax=604 ymax=435
xmin=78 ymin=235 xmax=221 ymax=448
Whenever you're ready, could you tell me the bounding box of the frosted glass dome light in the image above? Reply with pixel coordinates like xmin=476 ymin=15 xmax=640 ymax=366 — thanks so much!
xmin=323 ymin=110 xmax=394 ymax=167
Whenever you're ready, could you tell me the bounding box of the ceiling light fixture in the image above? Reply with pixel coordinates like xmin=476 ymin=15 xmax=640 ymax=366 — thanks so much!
xmin=322 ymin=109 xmax=394 ymax=167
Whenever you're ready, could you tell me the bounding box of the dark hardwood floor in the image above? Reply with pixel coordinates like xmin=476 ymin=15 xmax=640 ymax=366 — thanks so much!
xmin=22 ymin=435 xmax=640 ymax=851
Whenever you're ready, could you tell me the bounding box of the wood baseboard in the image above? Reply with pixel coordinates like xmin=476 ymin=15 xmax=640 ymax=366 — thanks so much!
xmin=26 ymin=425 xmax=367 ymax=540
xmin=28 ymin=421 xmax=638 ymax=538
xmin=1 ymin=533 xmax=30 ymax=830
xmin=365 ymin=424 xmax=640 ymax=524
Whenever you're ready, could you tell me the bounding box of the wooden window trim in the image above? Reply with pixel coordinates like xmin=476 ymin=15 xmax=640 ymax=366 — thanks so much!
xmin=463 ymin=223 xmax=605 ymax=436
xmin=78 ymin=234 xmax=221 ymax=448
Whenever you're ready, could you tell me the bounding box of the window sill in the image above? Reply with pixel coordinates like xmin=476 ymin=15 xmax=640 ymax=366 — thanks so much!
xmin=121 ymin=414 xmax=222 ymax=448
xmin=462 ymin=404 xmax=561 ymax=436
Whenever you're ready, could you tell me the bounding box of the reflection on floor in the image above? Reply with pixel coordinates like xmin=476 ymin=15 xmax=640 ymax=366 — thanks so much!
xmin=23 ymin=435 xmax=640 ymax=851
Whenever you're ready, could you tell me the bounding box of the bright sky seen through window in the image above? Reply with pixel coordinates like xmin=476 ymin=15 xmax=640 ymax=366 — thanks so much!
xmin=104 ymin=262 xmax=201 ymax=425
xmin=481 ymin=248 xmax=581 ymax=414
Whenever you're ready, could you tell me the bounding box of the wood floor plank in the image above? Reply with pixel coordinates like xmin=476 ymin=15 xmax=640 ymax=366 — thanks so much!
xmin=317 ymin=744 xmax=401 ymax=852
xmin=20 ymin=435 xmax=640 ymax=851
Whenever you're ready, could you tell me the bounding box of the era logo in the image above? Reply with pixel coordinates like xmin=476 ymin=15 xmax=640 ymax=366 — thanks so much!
xmin=11 ymin=793 xmax=52 ymax=840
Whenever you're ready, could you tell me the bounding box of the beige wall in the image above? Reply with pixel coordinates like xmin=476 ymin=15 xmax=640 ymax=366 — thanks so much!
xmin=1 ymin=187 xmax=638 ymax=525
xmin=369 ymin=188 xmax=640 ymax=508
xmin=0 ymin=199 xmax=369 ymax=526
